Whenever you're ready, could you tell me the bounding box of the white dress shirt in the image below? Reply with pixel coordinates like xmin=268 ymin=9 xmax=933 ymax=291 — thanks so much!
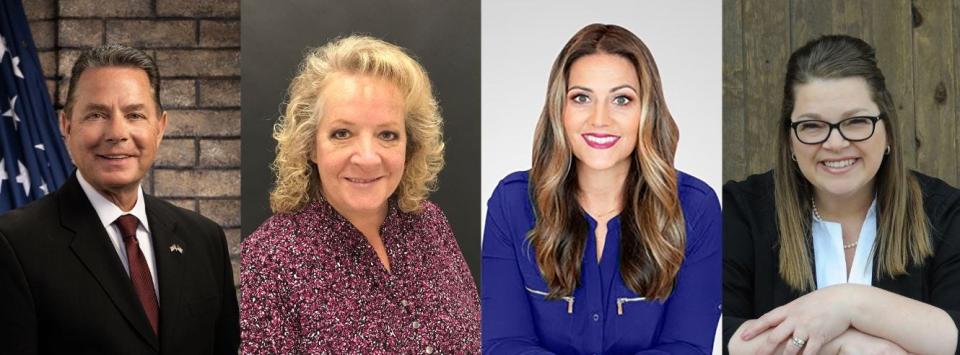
xmin=812 ymin=199 xmax=877 ymax=288
xmin=77 ymin=172 xmax=159 ymax=299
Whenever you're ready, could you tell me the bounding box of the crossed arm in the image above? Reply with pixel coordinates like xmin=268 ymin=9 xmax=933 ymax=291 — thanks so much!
xmin=727 ymin=284 xmax=957 ymax=355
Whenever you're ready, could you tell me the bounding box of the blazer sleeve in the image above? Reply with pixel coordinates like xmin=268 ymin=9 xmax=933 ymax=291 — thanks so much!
xmin=239 ymin=222 xmax=300 ymax=354
xmin=213 ymin=226 xmax=240 ymax=354
xmin=928 ymin=191 xmax=960 ymax=355
xmin=0 ymin=231 xmax=38 ymax=354
xmin=634 ymin=184 xmax=723 ymax=355
xmin=721 ymin=182 xmax=756 ymax=354
xmin=481 ymin=185 xmax=555 ymax=355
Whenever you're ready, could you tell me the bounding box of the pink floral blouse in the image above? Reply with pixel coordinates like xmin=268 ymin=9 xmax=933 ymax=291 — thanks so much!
xmin=239 ymin=198 xmax=480 ymax=354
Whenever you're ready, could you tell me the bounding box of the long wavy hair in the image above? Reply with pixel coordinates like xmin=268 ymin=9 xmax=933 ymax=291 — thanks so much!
xmin=774 ymin=35 xmax=931 ymax=291
xmin=269 ymin=35 xmax=445 ymax=214
xmin=529 ymin=24 xmax=685 ymax=300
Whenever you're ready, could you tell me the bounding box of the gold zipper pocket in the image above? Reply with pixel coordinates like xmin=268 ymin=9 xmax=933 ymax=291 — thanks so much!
xmin=616 ymin=297 xmax=647 ymax=316
xmin=525 ymin=287 xmax=575 ymax=314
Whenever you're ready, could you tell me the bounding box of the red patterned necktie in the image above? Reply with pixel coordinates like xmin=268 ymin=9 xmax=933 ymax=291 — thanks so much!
xmin=115 ymin=214 xmax=159 ymax=335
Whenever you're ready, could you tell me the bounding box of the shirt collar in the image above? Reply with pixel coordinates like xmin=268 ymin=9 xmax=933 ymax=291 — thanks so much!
xmin=76 ymin=171 xmax=151 ymax=233
xmin=811 ymin=197 xmax=878 ymax=287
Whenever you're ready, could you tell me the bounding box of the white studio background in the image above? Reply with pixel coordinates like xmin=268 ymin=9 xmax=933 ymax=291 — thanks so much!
xmin=480 ymin=2 xmax=723 ymax=352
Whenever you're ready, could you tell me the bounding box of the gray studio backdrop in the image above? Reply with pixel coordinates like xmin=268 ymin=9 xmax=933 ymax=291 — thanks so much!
xmin=240 ymin=0 xmax=481 ymax=281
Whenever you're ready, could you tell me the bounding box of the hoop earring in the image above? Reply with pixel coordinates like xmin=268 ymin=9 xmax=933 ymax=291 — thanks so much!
xmin=885 ymin=145 xmax=891 ymax=155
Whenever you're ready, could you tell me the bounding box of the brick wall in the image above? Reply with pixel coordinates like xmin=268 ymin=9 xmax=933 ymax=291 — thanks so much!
xmin=24 ymin=0 xmax=242 ymax=284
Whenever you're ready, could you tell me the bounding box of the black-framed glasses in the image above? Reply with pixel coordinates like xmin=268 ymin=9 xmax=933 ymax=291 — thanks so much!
xmin=788 ymin=115 xmax=883 ymax=145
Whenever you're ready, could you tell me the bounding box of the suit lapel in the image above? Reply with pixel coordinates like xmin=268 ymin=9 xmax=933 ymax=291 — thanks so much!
xmin=59 ymin=175 xmax=160 ymax=350
xmin=146 ymin=196 xmax=184 ymax=350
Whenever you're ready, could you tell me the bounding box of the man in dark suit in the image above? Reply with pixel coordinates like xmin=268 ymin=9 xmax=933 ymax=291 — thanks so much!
xmin=0 ymin=45 xmax=240 ymax=354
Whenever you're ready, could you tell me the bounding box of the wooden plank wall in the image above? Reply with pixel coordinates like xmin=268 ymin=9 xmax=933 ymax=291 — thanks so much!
xmin=723 ymin=0 xmax=960 ymax=186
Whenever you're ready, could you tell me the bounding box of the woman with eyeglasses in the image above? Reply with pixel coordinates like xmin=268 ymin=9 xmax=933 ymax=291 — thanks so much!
xmin=724 ymin=35 xmax=960 ymax=355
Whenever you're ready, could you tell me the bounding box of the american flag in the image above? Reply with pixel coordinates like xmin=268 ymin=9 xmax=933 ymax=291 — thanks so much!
xmin=0 ymin=0 xmax=73 ymax=213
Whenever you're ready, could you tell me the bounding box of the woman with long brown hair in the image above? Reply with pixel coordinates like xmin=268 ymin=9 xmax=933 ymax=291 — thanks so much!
xmin=481 ymin=23 xmax=721 ymax=354
xmin=724 ymin=35 xmax=960 ymax=355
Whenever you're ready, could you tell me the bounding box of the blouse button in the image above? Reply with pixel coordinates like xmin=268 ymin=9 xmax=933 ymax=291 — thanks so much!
xmin=412 ymin=320 xmax=421 ymax=329
xmin=592 ymin=313 xmax=600 ymax=322
xmin=425 ymin=346 xmax=435 ymax=354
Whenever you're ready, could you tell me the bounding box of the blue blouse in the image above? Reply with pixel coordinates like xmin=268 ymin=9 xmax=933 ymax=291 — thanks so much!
xmin=481 ymin=171 xmax=721 ymax=355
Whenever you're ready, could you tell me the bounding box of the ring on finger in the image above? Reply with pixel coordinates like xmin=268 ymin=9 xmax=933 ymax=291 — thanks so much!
xmin=790 ymin=336 xmax=807 ymax=348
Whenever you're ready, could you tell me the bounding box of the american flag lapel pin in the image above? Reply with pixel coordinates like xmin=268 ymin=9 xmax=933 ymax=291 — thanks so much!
xmin=169 ymin=244 xmax=184 ymax=254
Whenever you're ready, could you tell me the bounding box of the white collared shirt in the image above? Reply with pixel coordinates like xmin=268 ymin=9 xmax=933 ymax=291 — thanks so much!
xmin=77 ymin=172 xmax=159 ymax=299
xmin=812 ymin=199 xmax=877 ymax=288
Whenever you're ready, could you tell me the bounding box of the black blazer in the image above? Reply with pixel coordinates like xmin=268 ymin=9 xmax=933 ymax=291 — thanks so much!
xmin=723 ymin=171 xmax=960 ymax=354
xmin=0 ymin=174 xmax=240 ymax=354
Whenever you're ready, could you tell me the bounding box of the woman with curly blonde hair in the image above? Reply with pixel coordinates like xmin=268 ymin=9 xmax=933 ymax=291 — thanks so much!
xmin=482 ymin=23 xmax=721 ymax=354
xmin=240 ymin=35 xmax=479 ymax=353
